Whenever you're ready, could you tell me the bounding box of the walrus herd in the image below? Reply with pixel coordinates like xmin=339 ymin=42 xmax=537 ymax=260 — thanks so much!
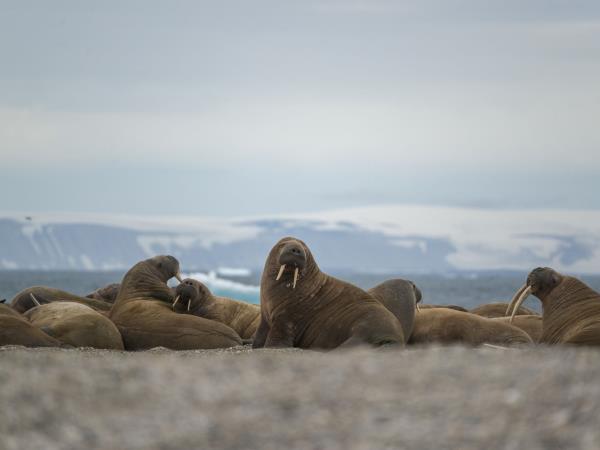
xmin=1 ymin=237 xmax=599 ymax=350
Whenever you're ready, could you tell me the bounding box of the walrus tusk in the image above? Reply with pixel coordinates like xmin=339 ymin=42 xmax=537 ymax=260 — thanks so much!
xmin=172 ymin=295 xmax=180 ymax=310
xmin=29 ymin=293 xmax=41 ymax=307
xmin=276 ymin=264 xmax=286 ymax=281
xmin=505 ymin=284 xmax=528 ymax=316
xmin=293 ymin=267 xmax=299 ymax=289
xmin=509 ymin=286 xmax=532 ymax=323
xmin=175 ymin=272 xmax=183 ymax=283
xmin=187 ymin=299 xmax=191 ymax=312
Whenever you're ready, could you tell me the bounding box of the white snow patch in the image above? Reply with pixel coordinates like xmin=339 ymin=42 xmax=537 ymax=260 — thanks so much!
xmin=79 ymin=255 xmax=95 ymax=270
xmin=216 ymin=267 xmax=252 ymax=277
xmin=184 ymin=271 xmax=260 ymax=294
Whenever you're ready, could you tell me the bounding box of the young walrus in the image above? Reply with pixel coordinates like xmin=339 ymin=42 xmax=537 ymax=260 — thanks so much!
xmin=506 ymin=267 xmax=600 ymax=346
xmin=409 ymin=308 xmax=533 ymax=346
xmin=24 ymin=302 xmax=124 ymax=350
xmin=86 ymin=283 xmax=121 ymax=304
xmin=0 ymin=304 xmax=61 ymax=348
xmin=367 ymin=279 xmax=421 ymax=344
xmin=470 ymin=302 xmax=538 ymax=318
xmin=253 ymin=237 xmax=405 ymax=349
xmin=110 ymin=255 xmax=242 ymax=350
xmin=11 ymin=287 xmax=112 ymax=314
xmin=174 ymin=279 xmax=260 ymax=340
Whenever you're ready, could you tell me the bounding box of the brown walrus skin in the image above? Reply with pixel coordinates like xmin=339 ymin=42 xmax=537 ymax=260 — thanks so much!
xmin=409 ymin=308 xmax=533 ymax=346
xmin=491 ymin=315 xmax=543 ymax=343
xmin=517 ymin=267 xmax=600 ymax=346
xmin=11 ymin=286 xmax=112 ymax=314
xmin=470 ymin=302 xmax=538 ymax=318
xmin=110 ymin=255 xmax=242 ymax=351
xmin=86 ymin=283 xmax=121 ymax=304
xmin=24 ymin=302 xmax=124 ymax=350
xmin=253 ymin=237 xmax=405 ymax=350
xmin=367 ymin=279 xmax=421 ymax=344
xmin=0 ymin=304 xmax=62 ymax=348
xmin=175 ymin=279 xmax=260 ymax=340
xmin=418 ymin=304 xmax=468 ymax=312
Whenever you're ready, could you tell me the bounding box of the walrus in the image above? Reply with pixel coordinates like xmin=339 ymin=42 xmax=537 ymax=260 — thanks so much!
xmin=409 ymin=308 xmax=533 ymax=346
xmin=24 ymin=302 xmax=124 ymax=349
xmin=174 ymin=279 xmax=260 ymax=340
xmin=0 ymin=304 xmax=62 ymax=348
xmin=11 ymin=287 xmax=113 ymax=314
xmin=470 ymin=302 xmax=538 ymax=318
xmin=110 ymin=255 xmax=243 ymax=350
xmin=86 ymin=283 xmax=120 ymax=304
xmin=253 ymin=237 xmax=405 ymax=349
xmin=419 ymin=304 xmax=468 ymax=312
xmin=506 ymin=267 xmax=600 ymax=346
xmin=491 ymin=315 xmax=543 ymax=343
xmin=367 ymin=278 xmax=421 ymax=344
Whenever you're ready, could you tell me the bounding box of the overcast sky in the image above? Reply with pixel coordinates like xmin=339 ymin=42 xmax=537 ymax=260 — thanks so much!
xmin=1 ymin=0 xmax=599 ymax=216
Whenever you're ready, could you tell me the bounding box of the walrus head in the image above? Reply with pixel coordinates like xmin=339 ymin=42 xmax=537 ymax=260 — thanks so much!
xmin=273 ymin=237 xmax=311 ymax=290
xmin=506 ymin=267 xmax=563 ymax=322
xmin=173 ymin=278 xmax=213 ymax=313
xmin=147 ymin=255 xmax=183 ymax=283
xmin=86 ymin=283 xmax=121 ymax=303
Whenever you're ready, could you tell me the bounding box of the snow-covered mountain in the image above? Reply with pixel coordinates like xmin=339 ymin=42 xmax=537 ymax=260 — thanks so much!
xmin=1 ymin=205 xmax=599 ymax=273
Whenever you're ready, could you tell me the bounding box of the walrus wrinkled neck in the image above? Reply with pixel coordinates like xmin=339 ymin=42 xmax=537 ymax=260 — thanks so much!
xmin=541 ymin=276 xmax=600 ymax=343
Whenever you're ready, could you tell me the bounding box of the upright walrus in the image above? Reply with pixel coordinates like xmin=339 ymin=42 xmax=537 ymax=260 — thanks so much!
xmin=367 ymin=278 xmax=421 ymax=344
xmin=25 ymin=302 xmax=124 ymax=349
xmin=253 ymin=237 xmax=405 ymax=349
xmin=110 ymin=255 xmax=242 ymax=350
xmin=11 ymin=287 xmax=112 ymax=314
xmin=0 ymin=304 xmax=61 ymax=348
xmin=175 ymin=278 xmax=260 ymax=339
xmin=506 ymin=267 xmax=600 ymax=346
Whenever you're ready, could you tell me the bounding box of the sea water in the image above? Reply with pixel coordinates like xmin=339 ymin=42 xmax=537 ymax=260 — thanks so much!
xmin=2 ymin=270 xmax=600 ymax=311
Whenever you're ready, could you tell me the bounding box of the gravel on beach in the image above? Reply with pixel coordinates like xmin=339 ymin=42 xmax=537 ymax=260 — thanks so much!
xmin=1 ymin=345 xmax=599 ymax=450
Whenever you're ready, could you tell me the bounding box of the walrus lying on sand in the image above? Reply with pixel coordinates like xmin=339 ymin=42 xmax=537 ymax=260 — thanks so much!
xmin=470 ymin=302 xmax=538 ymax=318
xmin=86 ymin=283 xmax=120 ymax=304
xmin=110 ymin=255 xmax=242 ymax=350
xmin=25 ymin=302 xmax=124 ymax=349
xmin=0 ymin=303 xmax=62 ymax=348
xmin=491 ymin=315 xmax=543 ymax=343
xmin=253 ymin=237 xmax=405 ymax=349
xmin=367 ymin=279 xmax=420 ymax=344
xmin=418 ymin=304 xmax=468 ymax=312
xmin=409 ymin=308 xmax=533 ymax=346
xmin=506 ymin=267 xmax=600 ymax=346
xmin=11 ymin=287 xmax=112 ymax=314
xmin=175 ymin=279 xmax=260 ymax=340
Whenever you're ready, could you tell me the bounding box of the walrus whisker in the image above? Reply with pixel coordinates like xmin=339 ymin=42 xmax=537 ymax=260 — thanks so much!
xmin=510 ymin=286 xmax=532 ymax=323
xmin=172 ymin=295 xmax=180 ymax=310
xmin=276 ymin=264 xmax=286 ymax=281
xmin=29 ymin=293 xmax=41 ymax=307
xmin=293 ymin=267 xmax=299 ymax=289
xmin=505 ymin=284 xmax=528 ymax=316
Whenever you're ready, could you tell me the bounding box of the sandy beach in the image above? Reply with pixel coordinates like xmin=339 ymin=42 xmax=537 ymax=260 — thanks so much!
xmin=1 ymin=345 xmax=599 ymax=450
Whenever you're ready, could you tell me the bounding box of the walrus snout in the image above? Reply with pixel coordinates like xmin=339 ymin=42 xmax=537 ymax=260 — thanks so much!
xmin=276 ymin=242 xmax=307 ymax=289
xmin=278 ymin=242 xmax=307 ymax=268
